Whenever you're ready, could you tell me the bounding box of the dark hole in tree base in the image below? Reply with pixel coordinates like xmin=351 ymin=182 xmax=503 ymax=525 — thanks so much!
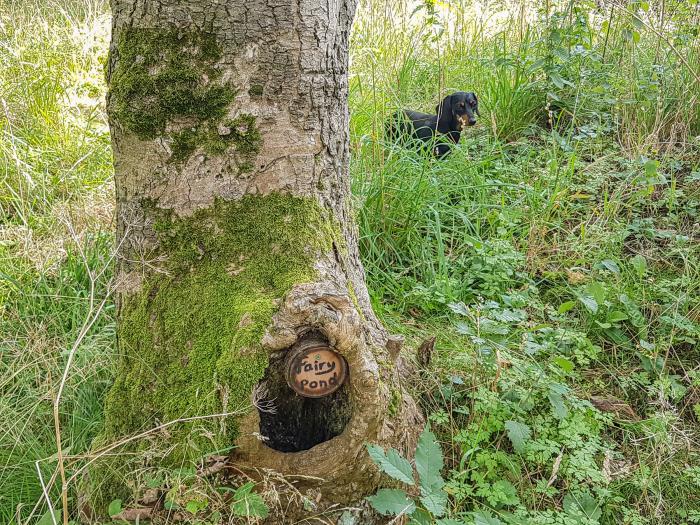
xmin=257 ymin=333 xmax=352 ymax=452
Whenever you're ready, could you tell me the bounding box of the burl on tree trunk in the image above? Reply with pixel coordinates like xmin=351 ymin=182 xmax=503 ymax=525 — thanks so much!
xmin=84 ymin=0 xmax=422 ymax=521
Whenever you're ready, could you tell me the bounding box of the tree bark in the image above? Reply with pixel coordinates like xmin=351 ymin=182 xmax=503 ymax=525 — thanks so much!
xmin=87 ymin=0 xmax=422 ymax=521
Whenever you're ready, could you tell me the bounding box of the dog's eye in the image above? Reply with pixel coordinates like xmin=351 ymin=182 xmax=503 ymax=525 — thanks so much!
xmin=470 ymin=101 xmax=477 ymax=108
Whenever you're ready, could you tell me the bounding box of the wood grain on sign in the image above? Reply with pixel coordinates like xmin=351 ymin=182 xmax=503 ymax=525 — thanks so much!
xmin=286 ymin=346 xmax=348 ymax=398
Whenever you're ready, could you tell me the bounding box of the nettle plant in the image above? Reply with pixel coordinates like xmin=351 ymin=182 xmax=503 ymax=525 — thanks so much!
xmin=367 ymin=426 xmax=459 ymax=524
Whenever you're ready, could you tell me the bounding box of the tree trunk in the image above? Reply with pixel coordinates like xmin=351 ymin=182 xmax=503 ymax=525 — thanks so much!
xmin=86 ymin=0 xmax=422 ymax=521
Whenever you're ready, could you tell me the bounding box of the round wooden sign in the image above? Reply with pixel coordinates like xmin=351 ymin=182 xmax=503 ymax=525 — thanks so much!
xmin=286 ymin=346 xmax=348 ymax=398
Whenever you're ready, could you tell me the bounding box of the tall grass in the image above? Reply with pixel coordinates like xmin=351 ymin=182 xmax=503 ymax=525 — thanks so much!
xmin=350 ymin=1 xmax=700 ymax=523
xmin=1 ymin=1 xmax=113 ymax=523
xmin=1 ymin=0 xmax=699 ymax=523
xmin=350 ymin=0 xmax=700 ymax=153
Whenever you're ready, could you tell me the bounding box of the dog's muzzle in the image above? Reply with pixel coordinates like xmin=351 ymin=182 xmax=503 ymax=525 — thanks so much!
xmin=458 ymin=115 xmax=476 ymax=130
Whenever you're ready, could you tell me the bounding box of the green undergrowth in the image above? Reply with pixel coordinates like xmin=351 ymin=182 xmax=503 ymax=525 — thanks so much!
xmin=0 ymin=1 xmax=115 ymax=522
xmin=88 ymin=194 xmax=335 ymax=509
xmin=350 ymin=1 xmax=700 ymax=522
xmin=354 ymin=134 xmax=700 ymax=524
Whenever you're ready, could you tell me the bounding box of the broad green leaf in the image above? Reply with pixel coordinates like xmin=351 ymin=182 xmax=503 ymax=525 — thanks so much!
xmin=644 ymin=160 xmax=659 ymax=177
xmin=563 ymin=492 xmax=602 ymax=520
xmin=620 ymin=294 xmax=645 ymax=328
xmin=668 ymin=375 xmax=688 ymax=401
xmin=504 ymin=420 xmax=531 ymax=453
xmin=553 ymin=356 xmax=574 ymax=373
xmin=578 ymin=295 xmax=598 ymax=314
xmin=232 ymin=482 xmax=269 ymax=518
xmin=415 ymin=427 xmax=444 ymax=493
xmin=640 ymin=339 xmax=655 ymax=351
xmin=490 ymin=308 xmax=527 ymax=323
xmin=558 ymin=300 xmax=576 ymax=314
xmin=232 ymin=492 xmax=269 ymax=518
xmin=474 ymin=511 xmax=504 ymax=525
xmin=367 ymin=489 xmax=416 ymax=516
xmin=409 ymin=507 xmax=432 ymax=525
xmin=455 ymin=322 xmax=471 ymax=335
xmin=604 ymin=327 xmax=632 ymax=346
xmin=37 ymin=510 xmax=61 ymax=525
xmin=438 ymin=520 xmax=467 ymax=525
xmin=420 ymin=489 xmax=447 ymax=517
xmin=607 ymin=311 xmax=629 ymax=323
xmin=630 ymin=254 xmax=647 ymax=277
xmin=549 ymin=72 xmax=565 ymax=89
xmin=185 ymin=498 xmax=207 ymax=514
xmin=234 ymin=481 xmax=254 ymax=496
xmin=491 ymin=480 xmax=520 ymax=505
xmin=338 ymin=511 xmax=356 ymax=525
xmin=479 ymin=319 xmax=509 ymax=335
xmin=597 ymin=259 xmax=620 ymax=274
xmin=367 ymin=444 xmax=414 ymax=485
xmin=548 ymin=392 xmax=569 ymax=420
xmin=448 ymin=302 xmax=469 ymax=316
xmin=586 ymin=281 xmax=606 ymax=305
xmin=108 ymin=499 xmax=122 ymax=517
xmin=549 ymin=382 xmax=569 ymax=395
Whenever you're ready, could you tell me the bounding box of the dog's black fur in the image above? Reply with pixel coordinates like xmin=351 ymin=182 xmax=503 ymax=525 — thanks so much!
xmin=387 ymin=91 xmax=479 ymax=158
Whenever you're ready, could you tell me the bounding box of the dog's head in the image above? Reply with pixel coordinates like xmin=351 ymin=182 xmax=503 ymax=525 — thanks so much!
xmin=436 ymin=91 xmax=479 ymax=133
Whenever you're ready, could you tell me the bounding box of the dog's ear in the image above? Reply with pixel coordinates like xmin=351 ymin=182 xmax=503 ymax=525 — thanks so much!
xmin=436 ymin=94 xmax=453 ymax=133
xmin=470 ymin=92 xmax=480 ymax=116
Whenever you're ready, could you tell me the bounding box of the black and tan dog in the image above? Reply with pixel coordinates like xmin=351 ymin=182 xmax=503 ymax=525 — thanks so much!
xmin=387 ymin=91 xmax=479 ymax=158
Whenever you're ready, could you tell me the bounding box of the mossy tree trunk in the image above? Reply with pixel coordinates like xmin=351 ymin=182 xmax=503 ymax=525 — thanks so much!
xmin=91 ymin=0 xmax=422 ymax=521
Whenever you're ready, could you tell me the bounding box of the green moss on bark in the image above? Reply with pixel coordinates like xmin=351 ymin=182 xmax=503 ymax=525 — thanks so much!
xmin=107 ymin=194 xmax=333 ymax=441
xmin=109 ymin=28 xmax=234 ymax=139
xmin=90 ymin=194 xmax=336 ymax=509
xmin=108 ymin=29 xmax=264 ymax=168
xmin=248 ymin=84 xmax=264 ymax=97
xmin=170 ymin=115 xmax=262 ymax=166
xmin=226 ymin=115 xmax=261 ymax=156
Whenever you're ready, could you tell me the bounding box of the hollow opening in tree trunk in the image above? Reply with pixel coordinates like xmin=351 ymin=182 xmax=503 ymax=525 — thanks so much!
xmin=257 ymin=332 xmax=352 ymax=452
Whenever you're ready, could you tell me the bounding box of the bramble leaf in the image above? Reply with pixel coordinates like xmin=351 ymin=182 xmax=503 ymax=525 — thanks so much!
xmin=367 ymin=444 xmax=415 ymax=485
xmin=420 ymin=489 xmax=447 ymax=517
xmin=548 ymin=391 xmax=569 ymax=419
xmin=558 ymin=300 xmax=576 ymax=314
xmin=563 ymin=492 xmax=602 ymax=520
xmin=474 ymin=511 xmax=504 ymax=525
xmin=367 ymin=489 xmax=416 ymax=516
xmin=415 ymin=427 xmax=444 ymax=493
